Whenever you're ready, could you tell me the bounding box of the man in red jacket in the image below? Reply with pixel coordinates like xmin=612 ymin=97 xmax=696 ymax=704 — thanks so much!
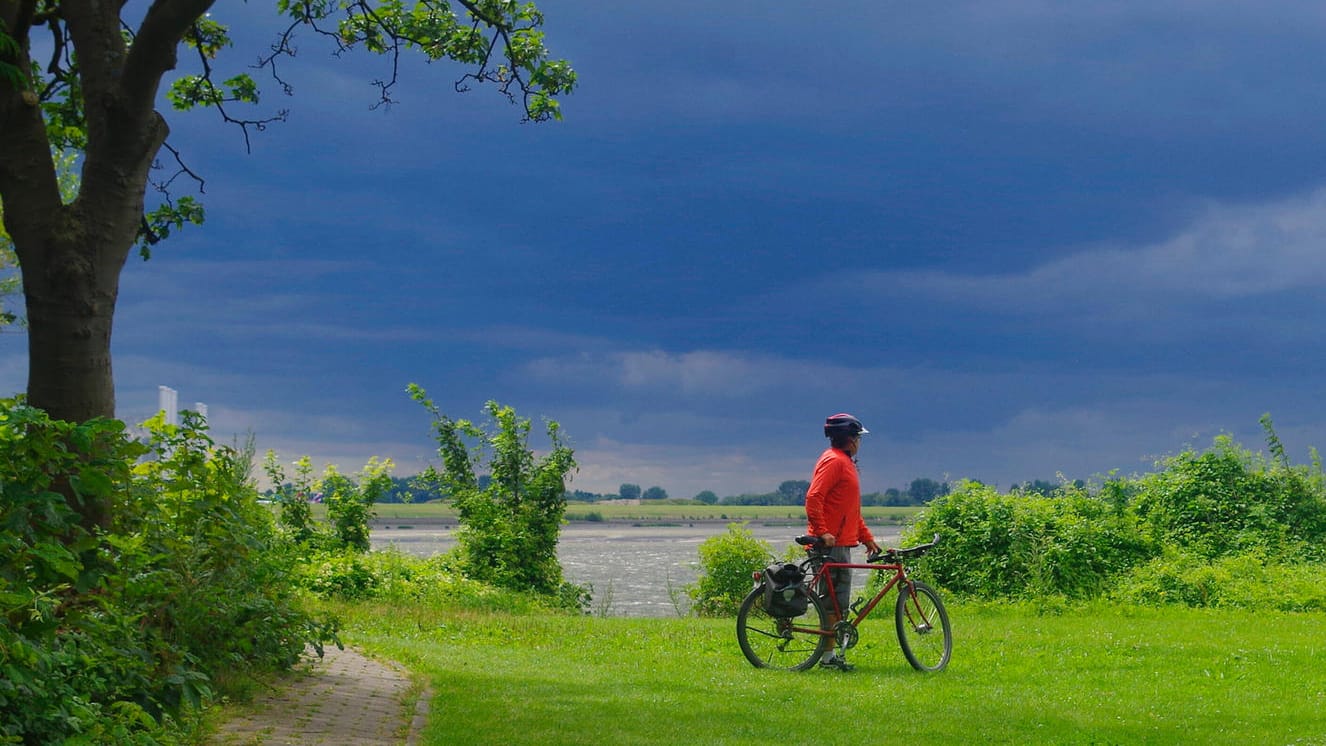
xmin=805 ymin=413 xmax=882 ymax=671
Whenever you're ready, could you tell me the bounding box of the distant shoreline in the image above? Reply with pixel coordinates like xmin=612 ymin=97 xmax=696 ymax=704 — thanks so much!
xmin=370 ymin=516 xmax=905 ymax=530
xmin=362 ymin=502 xmax=918 ymax=533
xmin=370 ymin=516 xmax=804 ymax=528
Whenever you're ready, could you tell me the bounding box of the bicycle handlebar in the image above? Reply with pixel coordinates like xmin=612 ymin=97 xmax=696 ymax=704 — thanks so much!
xmin=796 ymin=533 xmax=941 ymax=563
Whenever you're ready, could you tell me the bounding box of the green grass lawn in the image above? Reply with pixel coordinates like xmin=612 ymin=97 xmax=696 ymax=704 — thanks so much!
xmin=328 ymin=601 xmax=1326 ymax=745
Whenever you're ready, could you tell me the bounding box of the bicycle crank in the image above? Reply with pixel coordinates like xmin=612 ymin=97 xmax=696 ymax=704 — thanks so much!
xmin=834 ymin=621 xmax=859 ymax=650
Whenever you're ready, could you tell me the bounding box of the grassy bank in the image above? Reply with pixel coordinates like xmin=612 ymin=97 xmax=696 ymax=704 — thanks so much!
xmin=327 ymin=601 xmax=1326 ymax=745
xmin=368 ymin=501 xmax=921 ymax=525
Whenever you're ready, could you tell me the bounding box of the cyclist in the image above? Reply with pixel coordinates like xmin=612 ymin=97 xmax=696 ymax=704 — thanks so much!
xmin=805 ymin=413 xmax=882 ymax=671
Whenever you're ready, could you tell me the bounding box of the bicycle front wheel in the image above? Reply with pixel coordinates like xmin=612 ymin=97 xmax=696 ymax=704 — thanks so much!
xmin=736 ymin=585 xmax=830 ymax=671
xmin=894 ymin=580 xmax=952 ymax=672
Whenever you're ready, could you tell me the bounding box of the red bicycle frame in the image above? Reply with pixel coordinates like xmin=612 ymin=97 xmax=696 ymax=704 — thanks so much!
xmin=787 ymin=532 xmax=943 ymax=641
xmin=799 ymin=554 xmax=915 ymax=635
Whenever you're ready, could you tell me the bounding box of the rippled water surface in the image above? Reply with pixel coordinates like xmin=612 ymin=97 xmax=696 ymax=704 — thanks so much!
xmin=371 ymin=522 xmax=901 ymax=617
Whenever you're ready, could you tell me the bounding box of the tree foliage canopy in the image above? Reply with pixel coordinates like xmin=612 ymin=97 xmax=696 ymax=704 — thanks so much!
xmin=0 ymin=0 xmax=574 ymax=429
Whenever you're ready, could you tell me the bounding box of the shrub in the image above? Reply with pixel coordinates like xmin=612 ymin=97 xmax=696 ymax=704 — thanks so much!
xmin=687 ymin=523 xmax=772 ymax=617
xmin=1133 ymin=435 xmax=1326 ymax=560
xmin=907 ymin=481 xmax=1152 ymax=600
xmin=0 ymin=400 xmax=334 ymax=744
xmin=264 ymin=452 xmax=317 ymax=543
xmin=264 ymin=454 xmax=390 ymax=553
xmin=1115 ymin=549 xmax=1326 ymax=611
xmin=907 ymin=423 xmax=1326 ymax=610
xmin=124 ymin=412 xmax=338 ymax=672
xmin=410 ymin=386 xmax=585 ymax=610
xmin=298 ymin=548 xmax=583 ymax=615
xmin=299 ymin=550 xmax=382 ymax=600
xmin=324 ymin=458 xmax=393 ymax=552
xmin=0 ymin=404 xmax=163 ymax=743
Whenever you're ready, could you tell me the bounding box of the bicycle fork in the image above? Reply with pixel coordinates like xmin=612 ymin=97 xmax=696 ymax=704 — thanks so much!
xmin=899 ymin=581 xmax=934 ymax=634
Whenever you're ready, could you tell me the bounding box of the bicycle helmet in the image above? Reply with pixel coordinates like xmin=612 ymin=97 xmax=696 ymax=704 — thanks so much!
xmin=823 ymin=413 xmax=869 ymax=438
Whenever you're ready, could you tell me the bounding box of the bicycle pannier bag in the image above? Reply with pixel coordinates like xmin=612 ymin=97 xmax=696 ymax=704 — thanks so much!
xmin=762 ymin=561 xmax=809 ymax=617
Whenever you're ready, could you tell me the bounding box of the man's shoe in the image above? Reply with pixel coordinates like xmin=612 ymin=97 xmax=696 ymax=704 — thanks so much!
xmin=819 ymin=652 xmax=854 ymax=671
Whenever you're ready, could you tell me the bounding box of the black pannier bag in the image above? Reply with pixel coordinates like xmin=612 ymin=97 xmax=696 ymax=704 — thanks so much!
xmin=761 ymin=560 xmax=809 ymax=618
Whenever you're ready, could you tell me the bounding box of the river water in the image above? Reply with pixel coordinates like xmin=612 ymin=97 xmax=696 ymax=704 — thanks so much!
xmin=370 ymin=521 xmax=901 ymax=617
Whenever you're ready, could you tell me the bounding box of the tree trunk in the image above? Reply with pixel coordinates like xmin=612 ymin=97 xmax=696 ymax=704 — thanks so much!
xmin=22 ymin=225 xmax=127 ymax=424
xmin=0 ymin=0 xmax=210 ymax=531
xmin=2 ymin=0 xmax=207 ymax=421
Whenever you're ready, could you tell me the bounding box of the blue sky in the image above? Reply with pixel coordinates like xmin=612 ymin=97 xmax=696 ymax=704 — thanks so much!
xmin=6 ymin=1 xmax=1326 ymax=498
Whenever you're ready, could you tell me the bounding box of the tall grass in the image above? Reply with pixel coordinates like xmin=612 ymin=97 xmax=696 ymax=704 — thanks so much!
xmin=328 ymin=600 xmax=1326 ymax=745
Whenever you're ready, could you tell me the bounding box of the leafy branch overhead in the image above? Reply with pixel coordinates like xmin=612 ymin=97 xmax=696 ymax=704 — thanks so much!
xmin=0 ymin=1 xmax=573 ymax=428
xmin=3 ymin=0 xmax=576 ymax=251
xmin=165 ymin=1 xmax=576 ymax=128
xmin=268 ymin=0 xmax=577 ymax=118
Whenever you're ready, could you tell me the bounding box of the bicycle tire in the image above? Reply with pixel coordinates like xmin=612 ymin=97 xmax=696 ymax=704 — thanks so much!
xmin=736 ymin=584 xmax=830 ymax=671
xmin=894 ymin=580 xmax=952 ymax=672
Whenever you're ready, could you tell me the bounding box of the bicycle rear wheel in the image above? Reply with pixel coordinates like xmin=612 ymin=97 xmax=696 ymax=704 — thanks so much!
xmin=894 ymin=580 xmax=952 ymax=672
xmin=736 ymin=585 xmax=830 ymax=671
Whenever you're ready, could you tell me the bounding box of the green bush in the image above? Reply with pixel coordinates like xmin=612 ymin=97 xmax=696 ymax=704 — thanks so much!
xmin=1133 ymin=435 xmax=1326 ymax=561
xmin=264 ymin=453 xmax=390 ymax=554
xmin=0 ymin=400 xmax=334 ymax=744
xmin=410 ymin=387 xmax=585 ymax=610
xmin=324 ymin=457 xmax=393 ymax=552
xmin=907 ymin=423 xmax=1326 ymax=610
xmin=265 ymin=452 xmax=317 ymax=543
xmin=908 ymin=481 xmax=1152 ymax=600
xmin=1114 ymin=549 xmax=1326 ymax=611
xmin=687 ymin=523 xmax=772 ymax=617
xmin=125 ymin=413 xmax=338 ymax=671
xmin=300 ymin=548 xmax=583 ymax=615
xmin=299 ymin=550 xmax=382 ymax=600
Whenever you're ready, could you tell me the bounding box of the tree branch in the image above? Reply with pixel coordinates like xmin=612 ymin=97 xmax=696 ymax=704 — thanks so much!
xmin=44 ymin=15 xmax=64 ymax=75
xmin=0 ymin=1 xmax=62 ymax=260
xmin=119 ymin=0 xmax=216 ymax=111
xmin=184 ymin=27 xmax=287 ymax=153
xmin=155 ymin=140 xmax=205 ymax=195
xmin=260 ymin=0 xmax=571 ymax=120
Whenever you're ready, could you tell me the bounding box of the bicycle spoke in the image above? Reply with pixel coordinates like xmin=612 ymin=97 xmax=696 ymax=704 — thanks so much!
xmin=894 ymin=581 xmax=952 ymax=672
xmin=736 ymin=585 xmax=830 ymax=671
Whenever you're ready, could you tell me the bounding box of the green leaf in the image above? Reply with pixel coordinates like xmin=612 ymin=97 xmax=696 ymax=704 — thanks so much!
xmin=71 ymin=466 xmax=114 ymax=498
xmin=185 ymin=17 xmax=232 ymax=58
xmin=30 ymin=541 xmax=81 ymax=582
xmin=0 ymin=20 xmax=23 ymax=90
xmin=224 ymin=74 xmax=259 ymax=104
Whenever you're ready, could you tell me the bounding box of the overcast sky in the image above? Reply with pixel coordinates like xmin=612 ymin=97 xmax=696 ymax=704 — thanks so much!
xmin=5 ymin=1 xmax=1326 ymax=498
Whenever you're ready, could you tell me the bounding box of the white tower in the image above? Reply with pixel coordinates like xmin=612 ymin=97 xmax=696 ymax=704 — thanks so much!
xmin=158 ymin=385 xmax=178 ymax=427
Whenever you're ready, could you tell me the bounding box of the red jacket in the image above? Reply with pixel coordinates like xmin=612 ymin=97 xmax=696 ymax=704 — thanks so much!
xmin=805 ymin=447 xmax=874 ymax=547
